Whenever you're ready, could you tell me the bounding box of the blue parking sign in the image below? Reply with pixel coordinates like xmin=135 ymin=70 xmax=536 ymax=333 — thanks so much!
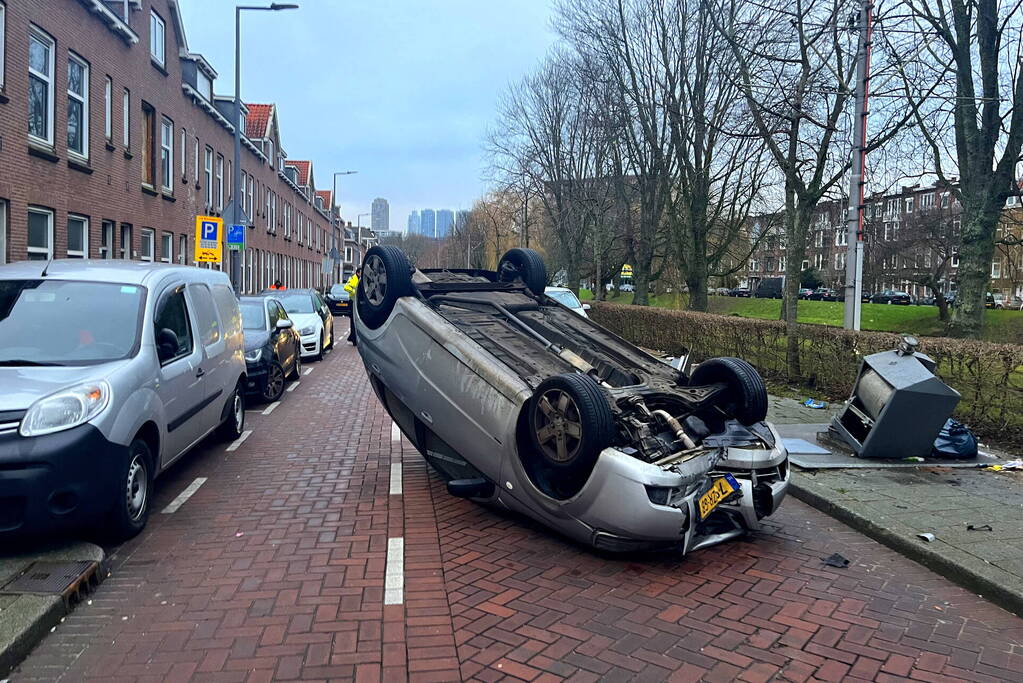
xmin=227 ymin=224 xmax=245 ymax=244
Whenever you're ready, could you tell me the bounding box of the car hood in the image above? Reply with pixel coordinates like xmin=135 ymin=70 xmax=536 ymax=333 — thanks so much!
xmin=288 ymin=313 xmax=321 ymax=330
xmin=243 ymin=330 xmax=270 ymax=352
xmin=0 ymin=363 xmax=124 ymax=412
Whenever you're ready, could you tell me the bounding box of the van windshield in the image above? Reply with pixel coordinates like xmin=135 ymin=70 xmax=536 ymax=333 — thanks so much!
xmin=0 ymin=280 xmax=145 ymax=366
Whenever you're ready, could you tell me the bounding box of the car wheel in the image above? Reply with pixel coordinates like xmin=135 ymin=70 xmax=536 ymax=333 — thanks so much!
xmin=498 ymin=248 xmax=547 ymax=296
xmin=217 ymin=383 xmax=245 ymax=440
xmin=315 ymin=331 xmax=325 ymax=361
xmin=528 ymin=373 xmax=614 ymax=477
xmin=106 ymin=438 xmax=153 ymax=541
xmin=288 ymin=351 xmax=302 ymax=380
xmin=262 ymin=361 xmax=286 ymax=402
xmin=690 ymin=357 xmax=769 ymax=426
xmin=325 ymin=323 xmax=334 ymax=350
xmin=357 ymin=245 xmax=414 ymax=329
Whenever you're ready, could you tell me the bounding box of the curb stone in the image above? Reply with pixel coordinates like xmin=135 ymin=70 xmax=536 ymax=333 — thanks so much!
xmin=789 ymin=471 xmax=1023 ymax=619
xmin=0 ymin=542 xmax=106 ymax=677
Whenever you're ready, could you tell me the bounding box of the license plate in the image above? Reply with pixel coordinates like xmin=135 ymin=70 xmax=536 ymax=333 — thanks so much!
xmin=698 ymin=474 xmax=740 ymax=520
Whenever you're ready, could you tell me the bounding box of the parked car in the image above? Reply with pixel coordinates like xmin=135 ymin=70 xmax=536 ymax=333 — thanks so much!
xmin=809 ymin=288 xmax=840 ymax=301
xmin=871 ymin=290 xmax=912 ymax=305
xmin=798 ymin=288 xmax=814 ymax=300
xmin=267 ymin=288 xmax=334 ymax=360
xmin=0 ymin=261 xmax=247 ymax=541
xmin=985 ymin=293 xmax=1010 ymax=309
xmin=239 ymin=296 xmax=302 ymax=402
xmin=544 ymin=287 xmax=590 ymax=318
xmin=620 ymin=282 xmax=635 ymax=292
xmin=754 ymin=277 xmax=784 ymax=299
xmin=728 ymin=287 xmax=751 ymax=297
xmin=715 ymin=287 xmax=730 ymax=296
xmin=917 ymin=295 xmax=936 ymax=306
xmin=353 ymin=246 xmax=789 ymax=554
xmin=325 ymin=283 xmax=351 ymax=316
xmin=860 ymin=291 xmax=873 ymax=304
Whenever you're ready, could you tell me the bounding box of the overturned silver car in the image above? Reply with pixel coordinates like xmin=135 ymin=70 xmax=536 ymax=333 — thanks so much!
xmin=354 ymin=246 xmax=789 ymax=553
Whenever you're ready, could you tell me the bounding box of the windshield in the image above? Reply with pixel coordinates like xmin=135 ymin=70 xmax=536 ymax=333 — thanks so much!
xmin=0 ymin=280 xmax=145 ymax=365
xmin=239 ymin=301 xmax=267 ymax=331
xmin=548 ymin=290 xmax=581 ymax=308
xmin=329 ymin=284 xmax=349 ymax=299
xmin=276 ymin=292 xmax=315 ymax=314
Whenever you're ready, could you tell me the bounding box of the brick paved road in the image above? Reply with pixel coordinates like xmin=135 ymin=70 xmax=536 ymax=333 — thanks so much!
xmin=12 ymin=325 xmax=1023 ymax=682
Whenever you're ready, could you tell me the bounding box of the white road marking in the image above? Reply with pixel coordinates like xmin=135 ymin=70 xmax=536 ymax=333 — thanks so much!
xmin=262 ymin=401 xmax=281 ymax=415
xmin=161 ymin=477 xmax=207 ymax=514
xmin=303 ymin=367 xmax=313 ymax=376
xmin=391 ymin=422 xmax=401 ymax=442
xmin=389 ymin=463 xmax=403 ymax=495
xmin=286 ymin=381 xmax=300 ymax=393
xmin=384 ymin=537 xmax=404 ymax=605
xmin=226 ymin=429 xmax=252 ymax=452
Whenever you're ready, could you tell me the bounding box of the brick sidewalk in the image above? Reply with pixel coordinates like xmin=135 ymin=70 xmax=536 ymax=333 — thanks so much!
xmin=12 ymin=334 xmax=1023 ymax=682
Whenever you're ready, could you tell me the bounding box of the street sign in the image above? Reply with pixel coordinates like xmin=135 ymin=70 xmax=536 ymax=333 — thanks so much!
xmin=621 ymin=264 xmax=634 ymax=277
xmin=227 ymin=223 xmax=245 ymax=251
xmin=195 ymin=216 xmax=223 ymax=263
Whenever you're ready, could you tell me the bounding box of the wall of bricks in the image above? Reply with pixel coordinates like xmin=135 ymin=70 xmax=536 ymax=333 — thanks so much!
xmin=0 ymin=0 xmax=339 ymax=292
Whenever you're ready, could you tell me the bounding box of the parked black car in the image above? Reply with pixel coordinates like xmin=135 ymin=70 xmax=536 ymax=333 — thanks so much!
xmin=860 ymin=291 xmax=873 ymax=304
xmin=755 ymin=277 xmax=784 ymax=299
xmin=871 ymin=290 xmax=912 ymax=305
xmin=240 ymin=296 xmax=302 ymax=402
xmin=728 ymin=287 xmax=751 ymax=297
xmin=809 ymin=288 xmax=840 ymax=301
xmin=325 ymin=283 xmax=352 ymax=316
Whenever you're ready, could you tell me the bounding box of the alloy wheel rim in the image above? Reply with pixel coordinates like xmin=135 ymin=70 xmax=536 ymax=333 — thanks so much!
xmin=125 ymin=454 xmax=148 ymax=521
xmin=363 ymin=255 xmax=388 ymax=306
xmin=233 ymin=393 xmax=244 ymax=431
xmin=265 ymin=365 xmax=284 ymax=399
xmin=534 ymin=389 xmax=583 ymax=463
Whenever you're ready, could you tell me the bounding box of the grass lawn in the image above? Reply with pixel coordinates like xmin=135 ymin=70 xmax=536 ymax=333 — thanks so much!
xmin=581 ymin=289 xmax=1023 ymax=343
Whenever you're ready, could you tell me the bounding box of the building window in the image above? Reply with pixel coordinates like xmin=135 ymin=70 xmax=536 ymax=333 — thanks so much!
xmin=100 ymin=220 xmax=114 ymax=258
xmin=120 ymin=223 xmax=132 ymax=259
xmin=801 ymin=259 xmax=809 ymax=271
xmin=941 ymin=193 xmax=950 ymax=208
xmin=992 ymin=261 xmax=1002 ymax=279
xmin=104 ymin=76 xmax=112 ymax=141
xmin=0 ymin=200 xmax=7 ymax=266
xmin=197 ymin=70 xmax=212 ymax=100
xmin=905 ymin=197 xmax=914 ymax=213
xmin=28 ymin=27 xmax=55 ymax=146
xmin=216 ymin=154 xmax=224 ymax=211
xmin=122 ymin=88 xmax=130 ymax=148
xmin=150 ymin=11 xmax=166 ymax=66
xmin=140 ymin=228 xmax=154 ymax=261
xmin=922 ymin=192 xmax=935 ymax=209
xmin=27 ymin=207 xmax=53 ymax=260
xmin=141 ymin=103 xmax=155 ymax=187
xmin=247 ymin=175 xmax=254 ymax=219
xmin=204 ymin=147 xmax=213 ymax=207
xmin=66 ymin=54 xmax=89 ymax=158
xmin=160 ymin=231 xmax=173 ymax=263
xmin=160 ymin=117 xmax=173 ymax=192
xmin=180 ymin=128 xmax=186 ymax=178
xmin=193 ymin=137 xmax=199 ymax=180
xmin=178 ymin=234 xmax=187 ymax=264
xmin=0 ymin=3 xmax=6 ymax=90
xmin=67 ymin=215 xmax=88 ymax=257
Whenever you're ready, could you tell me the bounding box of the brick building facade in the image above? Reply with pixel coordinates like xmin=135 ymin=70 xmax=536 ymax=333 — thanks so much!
xmin=0 ymin=0 xmax=352 ymax=291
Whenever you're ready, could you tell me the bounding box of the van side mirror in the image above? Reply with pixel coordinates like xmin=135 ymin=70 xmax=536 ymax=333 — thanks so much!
xmin=276 ymin=318 xmax=294 ymax=330
xmin=582 ymin=303 xmax=591 ymax=310
xmin=157 ymin=328 xmax=179 ymax=362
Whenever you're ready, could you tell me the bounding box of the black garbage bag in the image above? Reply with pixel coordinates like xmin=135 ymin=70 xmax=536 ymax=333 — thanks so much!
xmin=931 ymin=419 xmax=978 ymax=459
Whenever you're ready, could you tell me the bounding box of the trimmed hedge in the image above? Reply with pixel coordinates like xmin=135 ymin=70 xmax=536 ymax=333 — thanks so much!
xmin=589 ymin=302 xmax=1023 ymax=448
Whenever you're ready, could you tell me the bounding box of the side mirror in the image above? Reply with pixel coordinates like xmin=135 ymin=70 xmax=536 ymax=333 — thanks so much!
xmin=582 ymin=303 xmax=591 ymax=310
xmin=276 ymin=318 xmax=294 ymax=330
xmin=156 ymin=328 xmax=179 ymax=362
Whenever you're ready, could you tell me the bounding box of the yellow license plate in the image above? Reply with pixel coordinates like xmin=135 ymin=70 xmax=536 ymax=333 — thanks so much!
xmin=698 ymin=475 xmax=739 ymax=520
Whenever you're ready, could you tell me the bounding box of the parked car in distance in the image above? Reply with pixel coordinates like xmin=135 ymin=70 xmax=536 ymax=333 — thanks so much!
xmin=715 ymin=287 xmax=730 ymax=296
xmin=267 ymin=288 xmax=334 ymax=360
xmin=985 ymin=293 xmax=1010 ymax=309
xmin=917 ymin=295 xmax=936 ymax=306
xmin=619 ymin=282 xmax=635 ymax=292
xmin=240 ymin=296 xmax=302 ymax=403
xmin=754 ymin=277 xmax=784 ymax=299
xmin=860 ymin=291 xmax=873 ymax=304
xmin=871 ymin=290 xmax=912 ymax=305
xmin=809 ymin=288 xmax=840 ymax=301
xmin=798 ymin=288 xmax=814 ymax=300
xmin=544 ymin=287 xmax=590 ymax=317
xmin=728 ymin=287 xmax=751 ymax=297
xmin=325 ymin=283 xmax=351 ymax=316
xmin=0 ymin=260 xmax=247 ymax=542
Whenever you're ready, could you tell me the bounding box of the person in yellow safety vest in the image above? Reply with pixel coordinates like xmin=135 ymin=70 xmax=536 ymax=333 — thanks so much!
xmin=344 ymin=267 xmax=361 ymax=344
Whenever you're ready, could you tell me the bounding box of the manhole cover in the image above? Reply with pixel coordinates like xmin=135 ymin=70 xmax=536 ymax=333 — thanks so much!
xmin=1 ymin=561 xmax=96 ymax=596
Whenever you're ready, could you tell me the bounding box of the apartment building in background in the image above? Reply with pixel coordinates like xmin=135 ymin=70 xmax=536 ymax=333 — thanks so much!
xmin=0 ymin=0 xmax=347 ymax=291
xmin=419 ymin=208 xmax=436 ymax=238
xmin=407 ymin=209 xmax=420 ymax=234
xmin=371 ymin=197 xmax=389 ymax=231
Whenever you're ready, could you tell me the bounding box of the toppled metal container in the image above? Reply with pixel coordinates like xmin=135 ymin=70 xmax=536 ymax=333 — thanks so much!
xmin=830 ymin=336 xmax=960 ymax=458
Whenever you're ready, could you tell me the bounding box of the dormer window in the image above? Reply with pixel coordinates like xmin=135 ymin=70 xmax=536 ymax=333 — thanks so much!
xmin=197 ymin=70 xmax=212 ymax=101
xmin=150 ymin=11 xmax=166 ymax=67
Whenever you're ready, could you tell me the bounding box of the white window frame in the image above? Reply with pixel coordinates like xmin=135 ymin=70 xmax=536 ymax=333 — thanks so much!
xmin=67 ymin=214 xmax=88 ymax=258
xmin=992 ymin=261 xmax=1002 ymax=279
xmin=0 ymin=200 xmax=7 ymax=265
xmin=28 ymin=26 xmax=55 ymax=147
xmin=100 ymin=219 xmax=114 ymax=258
xmin=160 ymin=117 xmax=173 ymax=192
xmin=180 ymin=127 xmax=186 ymax=178
xmin=27 ymin=206 xmax=54 ymax=260
xmin=905 ymin=197 xmax=914 ymax=213
xmin=140 ymin=228 xmax=155 ymax=262
xmin=103 ymin=76 xmax=112 ymax=141
xmin=193 ymin=137 xmax=199 ymax=180
xmin=160 ymin=231 xmax=173 ymax=263
xmin=247 ymin=175 xmax=254 ymax=219
xmin=216 ymin=154 xmax=224 ymax=211
xmin=0 ymin=3 xmax=6 ymax=90
xmin=204 ymin=147 xmax=213 ymax=208
xmin=150 ymin=11 xmax=166 ymax=66
xmin=122 ymin=88 xmax=130 ymax=148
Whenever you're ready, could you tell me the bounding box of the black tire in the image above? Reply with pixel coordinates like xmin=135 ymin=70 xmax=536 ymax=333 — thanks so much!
xmin=690 ymin=357 xmax=768 ymax=425
xmin=261 ymin=361 xmax=286 ymax=402
xmin=528 ymin=373 xmax=615 ymax=478
xmin=287 ymin=350 xmax=302 ymax=380
xmin=357 ymin=245 xmax=413 ymax=329
xmin=498 ymin=248 xmax=547 ymax=296
xmin=217 ymin=383 xmax=245 ymax=440
xmin=325 ymin=323 xmax=334 ymax=350
xmin=106 ymin=438 xmax=153 ymax=541
xmin=315 ymin=331 xmax=325 ymax=361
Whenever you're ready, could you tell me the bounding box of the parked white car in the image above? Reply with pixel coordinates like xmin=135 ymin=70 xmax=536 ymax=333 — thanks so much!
xmin=544 ymin=287 xmax=590 ymax=318
xmin=270 ymin=289 xmax=334 ymax=360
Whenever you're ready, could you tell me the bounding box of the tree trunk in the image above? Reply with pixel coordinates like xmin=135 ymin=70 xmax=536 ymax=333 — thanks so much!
xmin=686 ymin=227 xmax=710 ymax=312
xmin=951 ymin=203 xmax=999 ymax=337
xmin=934 ymin=292 xmax=950 ymax=322
xmin=782 ymin=196 xmax=812 ymax=379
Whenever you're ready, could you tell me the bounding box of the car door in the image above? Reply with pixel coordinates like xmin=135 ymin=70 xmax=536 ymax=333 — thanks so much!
xmin=152 ymin=284 xmax=206 ymax=467
xmin=314 ymin=291 xmax=332 ymax=338
xmin=266 ymin=300 xmax=287 ymax=368
xmin=185 ymin=283 xmax=229 ymax=432
xmin=275 ymin=302 xmax=299 ymax=369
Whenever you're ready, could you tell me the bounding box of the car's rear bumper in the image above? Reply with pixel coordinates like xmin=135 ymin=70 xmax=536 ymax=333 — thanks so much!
xmin=0 ymin=424 xmax=124 ymax=539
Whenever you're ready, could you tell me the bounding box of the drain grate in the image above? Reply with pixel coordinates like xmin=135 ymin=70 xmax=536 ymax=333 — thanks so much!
xmin=1 ymin=561 xmax=98 ymax=599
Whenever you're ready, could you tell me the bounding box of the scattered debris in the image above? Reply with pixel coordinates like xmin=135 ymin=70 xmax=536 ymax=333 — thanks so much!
xmin=917 ymin=533 xmax=936 ymax=542
xmin=822 ymin=553 xmax=850 ymax=568
xmin=904 ymin=457 xmax=925 ymax=462
xmin=967 ymin=524 xmax=993 ymax=532
xmin=984 ymin=460 xmax=1023 ymax=472
xmin=803 ymin=398 xmax=828 ymax=409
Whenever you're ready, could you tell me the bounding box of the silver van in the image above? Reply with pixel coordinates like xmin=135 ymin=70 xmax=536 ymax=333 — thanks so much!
xmin=0 ymin=260 xmax=247 ymax=541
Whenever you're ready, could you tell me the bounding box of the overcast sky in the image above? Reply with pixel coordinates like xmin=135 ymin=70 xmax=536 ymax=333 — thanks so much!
xmin=179 ymin=0 xmax=558 ymax=232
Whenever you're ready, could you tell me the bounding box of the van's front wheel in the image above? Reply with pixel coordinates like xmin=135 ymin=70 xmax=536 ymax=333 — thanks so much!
xmin=217 ymin=383 xmax=246 ymax=440
xmin=105 ymin=438 xmax=153 ymax=541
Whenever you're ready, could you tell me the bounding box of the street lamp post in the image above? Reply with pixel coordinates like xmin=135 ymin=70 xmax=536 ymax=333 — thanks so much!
xmin=231 ymin=3 xmax=298 ymax=292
